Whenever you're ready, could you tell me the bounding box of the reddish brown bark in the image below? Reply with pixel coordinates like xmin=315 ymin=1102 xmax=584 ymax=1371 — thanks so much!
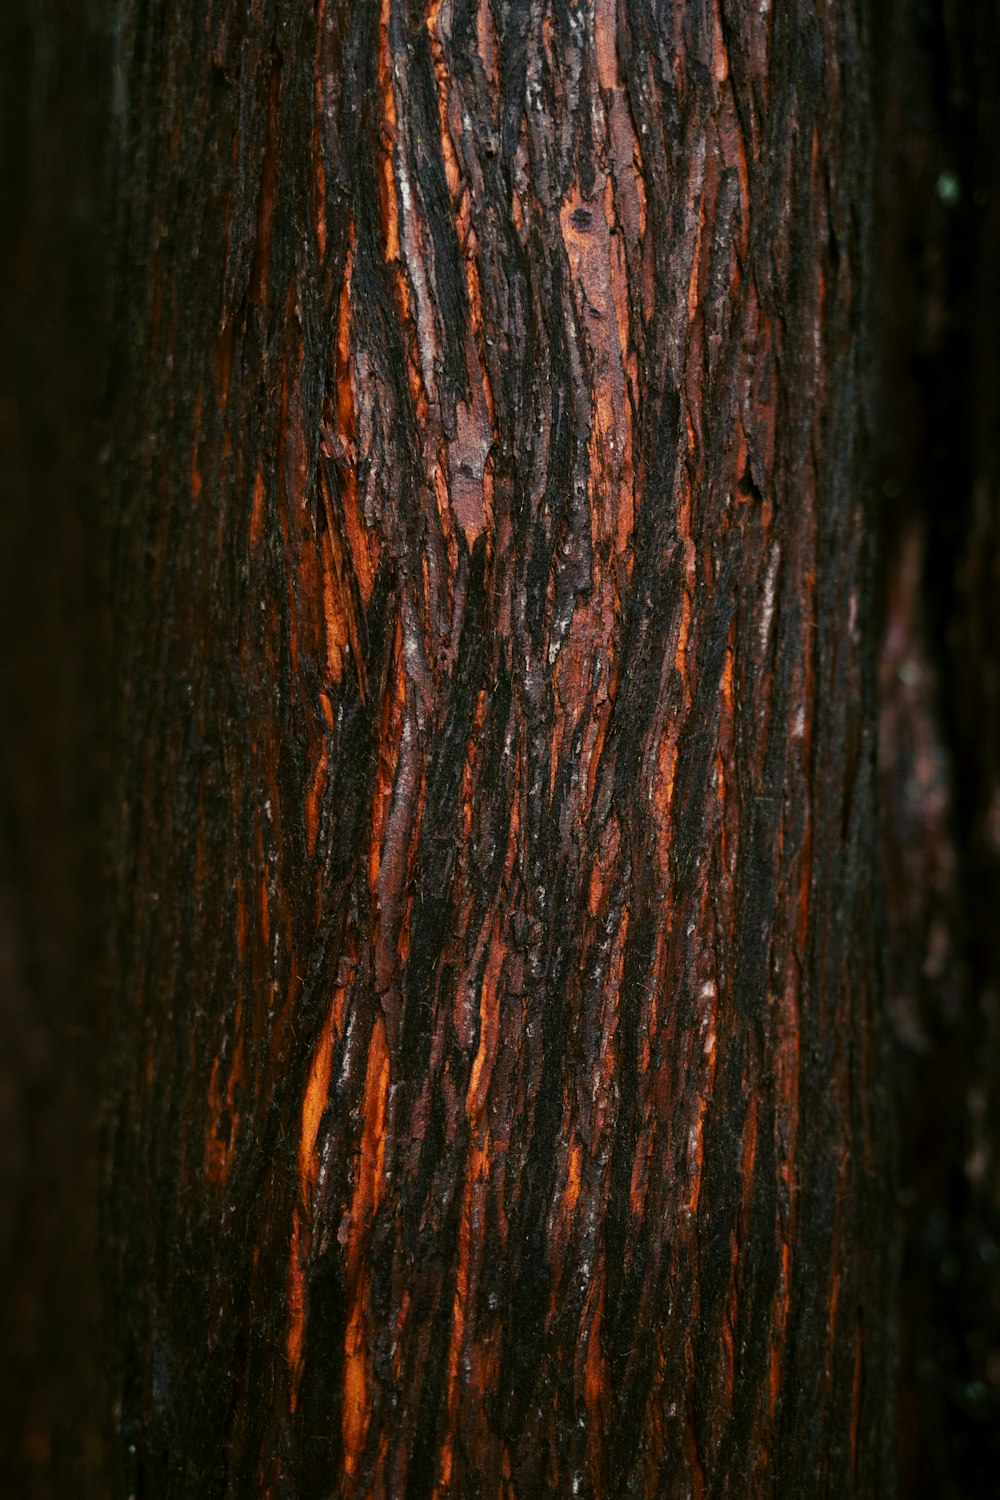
xmin=103 ymin=0 xmax=895 ymax=1495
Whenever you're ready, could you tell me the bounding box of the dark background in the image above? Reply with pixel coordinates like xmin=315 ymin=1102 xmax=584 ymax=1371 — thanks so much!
xmin=1 ymin=0 xmax=998 ymax=1494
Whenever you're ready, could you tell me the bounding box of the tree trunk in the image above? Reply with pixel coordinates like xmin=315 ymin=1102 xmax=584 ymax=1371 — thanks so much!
xmin=106 ymin=1 xmax=894 ymax=1495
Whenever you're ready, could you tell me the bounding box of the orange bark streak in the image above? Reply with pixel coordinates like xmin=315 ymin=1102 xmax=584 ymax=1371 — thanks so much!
xmin=378 ymin=0 xmax=399 ymax=263
xmin=342 ymin=1012 xmax=390 ymax=1474
xmin=286 ymin=1209 xmax=305 ymax=1406
xmin=299 ymin=1012 xmax=335 ymax=1198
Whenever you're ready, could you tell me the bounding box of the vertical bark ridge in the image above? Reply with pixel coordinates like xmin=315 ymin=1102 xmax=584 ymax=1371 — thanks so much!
xmin=107 ymin=0 xmax=894 ymax=1494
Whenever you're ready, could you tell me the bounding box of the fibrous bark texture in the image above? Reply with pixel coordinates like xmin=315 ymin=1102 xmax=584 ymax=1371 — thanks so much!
xmin=107 ymin=1 xmax=893 ymax=1495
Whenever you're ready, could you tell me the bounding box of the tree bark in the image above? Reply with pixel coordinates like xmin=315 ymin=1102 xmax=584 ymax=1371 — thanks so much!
xmin=106 ymin=1 xmax=895 ymax=1495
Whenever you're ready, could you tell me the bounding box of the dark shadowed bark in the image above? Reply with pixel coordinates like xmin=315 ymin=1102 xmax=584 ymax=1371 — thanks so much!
xmin=104 ymin=1 xmax=896 ymax=1496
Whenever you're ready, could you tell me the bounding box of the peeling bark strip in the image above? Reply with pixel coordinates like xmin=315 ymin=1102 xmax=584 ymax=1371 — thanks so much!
xmin=107 ymin=0 xmax=893 ymax=1496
